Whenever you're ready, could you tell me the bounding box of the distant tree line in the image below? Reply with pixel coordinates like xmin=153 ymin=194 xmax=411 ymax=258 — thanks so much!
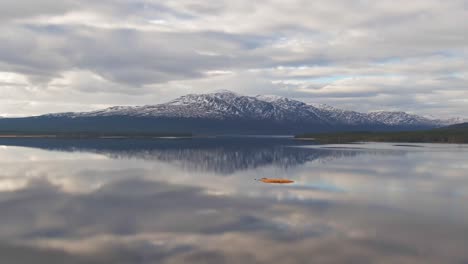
xmin=295 ymin=125 xmax=468 ymax=144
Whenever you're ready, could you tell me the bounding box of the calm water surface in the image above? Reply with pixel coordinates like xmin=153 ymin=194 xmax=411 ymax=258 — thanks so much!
xmin=0 ymin=137 xmax=467 ymax=263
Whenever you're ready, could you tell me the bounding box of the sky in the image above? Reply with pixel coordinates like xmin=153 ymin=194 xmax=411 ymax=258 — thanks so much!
xmin=0 ymin=0 xmax=467 ymax=118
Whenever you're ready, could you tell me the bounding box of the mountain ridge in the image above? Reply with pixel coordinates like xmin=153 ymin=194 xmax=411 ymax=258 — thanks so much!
xmin=0 ymin=90 xmax=463 ymax=135
xmin=42 ymin=90 xmax=454 ymax=125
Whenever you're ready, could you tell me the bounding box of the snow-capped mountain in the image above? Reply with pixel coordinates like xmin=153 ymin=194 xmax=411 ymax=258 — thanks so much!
xmin=1 ymin=90 xmax=462 ymax=134
xmin=45 ymin=90 xmax=457 ymax=128
xmin=435 ymin=117 xmax=468 ymax=126
xmin=47 ymin=90 xmax=327 ymax=125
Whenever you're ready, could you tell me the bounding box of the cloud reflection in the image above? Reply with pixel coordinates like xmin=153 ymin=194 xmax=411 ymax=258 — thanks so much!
xmin=0 ymin=139 xmax=467 ymax=263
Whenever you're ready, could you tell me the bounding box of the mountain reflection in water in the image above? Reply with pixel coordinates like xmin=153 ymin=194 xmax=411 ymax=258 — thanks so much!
xmin=0 ymin=137 xmax=467 ymax=264
xmin=0 ymin=137 xmax=405 ymax=174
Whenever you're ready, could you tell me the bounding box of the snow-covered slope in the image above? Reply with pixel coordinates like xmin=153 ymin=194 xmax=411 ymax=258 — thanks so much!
xmin=258 ymin=96 xmax=449 ymax=127
xmin=367 ymin=111 xmax=436 ymax=127
xmin=309 ymin=103 xmax=376 ymax=126
xmin=434 ymin=117 xmax=468 ymax=126
xmin=44 ymin=90 xmax=458 ymax=128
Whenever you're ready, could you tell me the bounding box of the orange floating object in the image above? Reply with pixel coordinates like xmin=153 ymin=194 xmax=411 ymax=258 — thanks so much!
xmin=256 ymin=178 xmax=294 ymax=184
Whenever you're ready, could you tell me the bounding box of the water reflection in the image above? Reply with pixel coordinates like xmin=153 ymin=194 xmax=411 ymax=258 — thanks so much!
xmin=0 ymin=138 xmax=404 ymax=174
xmin=0 ymin=138 xmax=467 ymax=263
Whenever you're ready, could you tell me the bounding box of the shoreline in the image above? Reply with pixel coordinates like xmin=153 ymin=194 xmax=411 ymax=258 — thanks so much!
xmin=0 ymin=134 xmax=192 ymax=139
xmin=294 ymin=131 xmax=468 ymax=144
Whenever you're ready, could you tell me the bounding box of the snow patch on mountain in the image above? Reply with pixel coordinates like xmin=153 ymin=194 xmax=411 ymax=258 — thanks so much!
xmin=255 ymin=94 xmax=286 ymax=102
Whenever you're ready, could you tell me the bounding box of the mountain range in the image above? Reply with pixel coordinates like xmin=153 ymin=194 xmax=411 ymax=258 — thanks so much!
xmin=0 ymin=90 xmax=464 ymax=135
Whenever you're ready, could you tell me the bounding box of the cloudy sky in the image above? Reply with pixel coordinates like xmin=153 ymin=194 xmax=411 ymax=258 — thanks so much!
xmin=0 ymin=0 xmax=467 ymax=118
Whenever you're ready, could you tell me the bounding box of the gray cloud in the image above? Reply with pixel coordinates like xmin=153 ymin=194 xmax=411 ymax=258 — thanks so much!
xmin=0 ymin=0 xmax=467 ymax=117
xmin=0 ymin=0 xmax=77 ymax=22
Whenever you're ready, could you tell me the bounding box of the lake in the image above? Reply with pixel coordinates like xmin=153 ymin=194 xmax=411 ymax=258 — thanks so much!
xmin=0 ymin=137 xmax=467 ymax=263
